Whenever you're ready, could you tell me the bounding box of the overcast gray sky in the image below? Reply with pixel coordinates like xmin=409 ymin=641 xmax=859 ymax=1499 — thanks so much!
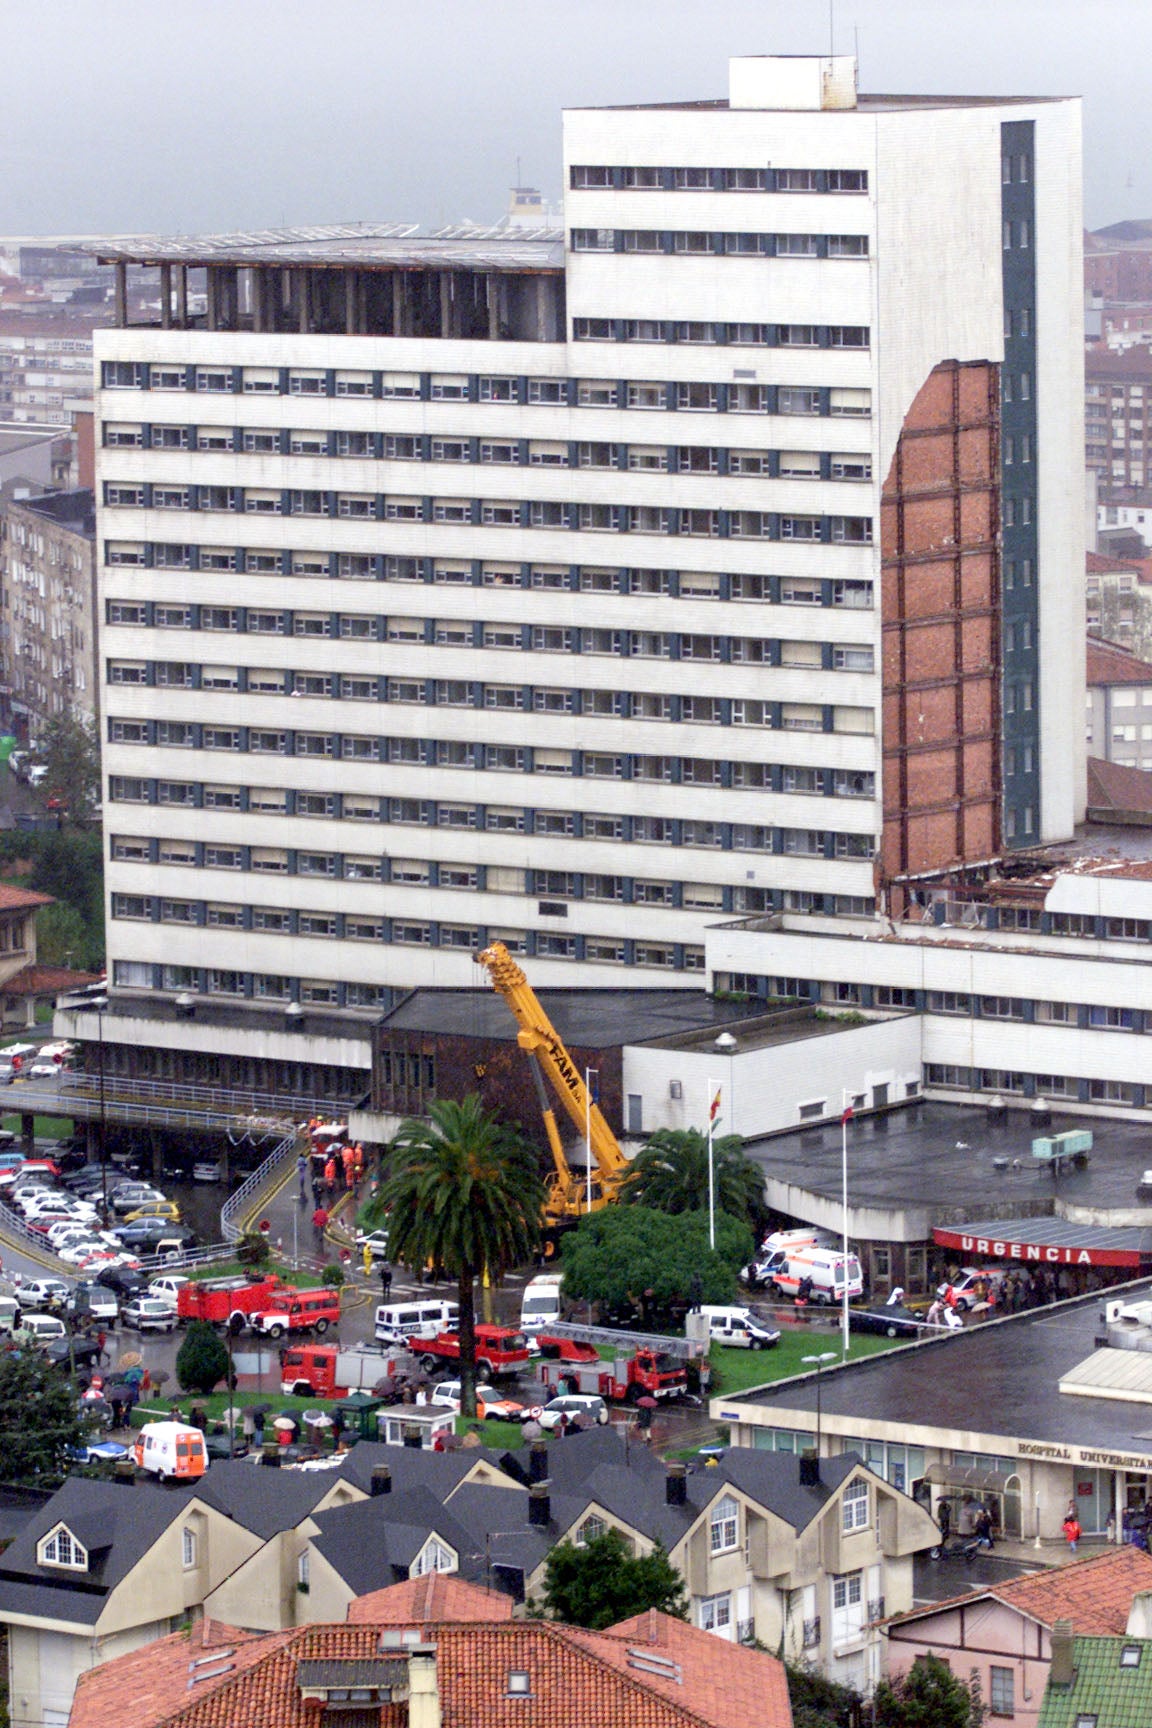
xmin=0 ymin=0 xmax=1145 ymax=237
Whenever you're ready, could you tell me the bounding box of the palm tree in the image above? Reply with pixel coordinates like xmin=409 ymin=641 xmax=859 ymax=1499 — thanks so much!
xmin=620 ymin=1128 xmax=764 ymax=1230
xmin=363 ymin=1096 xmax=543 ymax=1419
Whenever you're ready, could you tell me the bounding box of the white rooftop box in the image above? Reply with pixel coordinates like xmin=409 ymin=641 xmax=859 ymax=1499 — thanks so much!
xmin=729 ymin=55 xmax=858 ymax=112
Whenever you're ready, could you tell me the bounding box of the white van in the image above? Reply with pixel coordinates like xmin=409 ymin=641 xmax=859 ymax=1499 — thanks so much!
xmin=520 ymin=1274 xmax=563 ymax=1337
xmin=759 ymin=1245 xmax=864 ymax=1306
xmin=17 ymin=1313 xmax=67 ymax=1344
xmin=132 ymin=1421 xmax=206 ymax=1482
xmin=0 ymin=1296 xmax=20 ymax=1334
xmin=374 ymin=1299 xmax=459 ymax=1346
xmin=700 ymin=1305 xmax=781 ymax=1350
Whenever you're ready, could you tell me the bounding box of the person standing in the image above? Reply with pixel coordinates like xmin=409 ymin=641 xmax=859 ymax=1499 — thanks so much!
xmin=296 ymin=1152 xmax=308 ymax=1201
xmin=324 ymin=1155 xmax=336 ymax=1200
xmin=312 ymin=1204 xmax=329 ymax=1249
xmin=379 ymin=1260 xmax=393 ymax=1300
xmin=1063 ymin=1505 xmax=1082 ymax=1553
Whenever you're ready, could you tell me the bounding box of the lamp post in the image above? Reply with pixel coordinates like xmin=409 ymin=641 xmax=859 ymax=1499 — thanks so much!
xmin=802 ymin=1351 xmax=837 ymax=1457
xmin=91 ymin=996 xmax=109 ymax=1229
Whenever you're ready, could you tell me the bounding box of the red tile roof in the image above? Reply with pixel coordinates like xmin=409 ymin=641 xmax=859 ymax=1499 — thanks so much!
xmin=2 ymin=964 xmax=101 ymax=997
xmin=0 ymin=884 xmax=52 ymax=913
xmin=347 ymin=1574 xmax=515 ymax=1625
xmin=1087 ymin=756 xmax=1152 ymax=816
xmin=96 ymin=1598 xmax=793 ymax=1728
xmin=68 ymin=1616 xmax=275 ymax=1728
xmin=1088 ymin=550 xmax=1145 ymax=574
xmin=888 ymin=1545 xmax=1152 ymax=1638
xmin=1087 ymin=634 xmax=1152 ymax=687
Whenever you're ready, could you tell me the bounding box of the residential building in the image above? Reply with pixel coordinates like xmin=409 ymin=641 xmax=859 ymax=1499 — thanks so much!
xmin=69 ymin=1584 xmax=794 ymax=1728
xmin=1098 ymin=482 xmax=1152 ymax=550
xmin=1086 ymin=634 xmax=1152 ymax=767
xmin=1086 ymin=348 xmax=1152 ymax=490
xmin=70 ymin=53 xmax=1084 ymax=1108
xmin=1038 ymin=1624 xmax=1152 ymax=1728
xmin=0 ymin=316 xmax=97 ymax=428
xmin=0 ymin=486 xmax=97 ymax=739
xmin=885 ymin=1549 xmax=1152 ymax=1728
xmin=0 ymin=424 xmax=69 ymax=490
xmin=1085 ymin=549 xmax=1152 ymax=647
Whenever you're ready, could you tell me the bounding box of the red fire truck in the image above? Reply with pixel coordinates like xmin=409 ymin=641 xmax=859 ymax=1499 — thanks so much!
xmin=177 ymin=1274 xmax=284 ymax=1333
xmin=415 ymin=1323 xmax=531 ymax=1377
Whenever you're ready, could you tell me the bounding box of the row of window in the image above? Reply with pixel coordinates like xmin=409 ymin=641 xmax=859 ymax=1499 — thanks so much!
xmin=109 ymin=928 xmax=705 ymax=989
xmin=925 ymin=1065 xmax=1152 ymax=1109
xmin=108 ymin=744 xmax=879 ymax=802
xmin=571 ymin=229 xmax=868 ymax=259
xmin=100 ymin=362 xmax=873 ymax=414
xmin=106 ymin=619 xmax=874 ymax=668
xmin=104 ymin=496 xmax=873 ymax=542
xmin=104 ymin=426 xmax=873 ymax=479
xmin=570 ymin=165 xmax=868 ymax=194
xmin=717 ymin=972 xmax=1152 ymax=1026
xmin=104 ymin=554 xmax=873 ymax=607
xmin=573 ymin=319 xmax=868 ymax=347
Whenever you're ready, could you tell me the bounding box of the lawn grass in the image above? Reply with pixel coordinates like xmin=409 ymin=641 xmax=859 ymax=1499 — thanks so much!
xmin=708 ymin=1328 xmax=904 ymax=1397
xmin=1 ymin=1112 xmax=75 ymax=1137
xmin=184 ymin=1260 xmax=325 ymax=1288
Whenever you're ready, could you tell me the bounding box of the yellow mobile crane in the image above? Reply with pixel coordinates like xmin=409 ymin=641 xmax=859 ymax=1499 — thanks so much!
xmin=475 ymin=942 xmax=628 ymax=1243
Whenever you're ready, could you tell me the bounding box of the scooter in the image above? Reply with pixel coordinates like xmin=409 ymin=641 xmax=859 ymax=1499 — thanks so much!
xmin=929 ymin=1532 xmax=982 ymax=1562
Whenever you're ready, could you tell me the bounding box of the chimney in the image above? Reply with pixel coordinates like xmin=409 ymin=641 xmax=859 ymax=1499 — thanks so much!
xmin=666 ymin=1462 xmax=688 ymax=1506
xmin=529 ymin=1482 xmax=551 ymax=1527
xmin=371 ymin=1465 xmax=392 ymax=1497
xmin=114 ymin=1459 xmax=135 ymax=1487
xmin=1128 ymin=1590 xmax=1152 ymax=1640
xmin=261 ymin=1444 xmax=281 ymax=1468
xmin=407 ymin=1646 xmax=441 ymax=1728
xmin=799 ymin=1449 xmax=820 ymax=1487
xmin=529 ymin=1442 xmax=549 ymax=1484
xmin=1049 ymin=1619 xmax=1075 ymax=1687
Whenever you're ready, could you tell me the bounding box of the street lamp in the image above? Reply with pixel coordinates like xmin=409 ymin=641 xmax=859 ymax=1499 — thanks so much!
xmin=91 ymin=997 xmax=109 ymax=1229
xmin=802 ymin=1351 xmax=837 ymax=1458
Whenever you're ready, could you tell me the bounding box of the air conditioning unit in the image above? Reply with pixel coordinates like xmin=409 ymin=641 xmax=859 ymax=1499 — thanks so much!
xmin=669 ymin=1079 xmax=683 ymax=1100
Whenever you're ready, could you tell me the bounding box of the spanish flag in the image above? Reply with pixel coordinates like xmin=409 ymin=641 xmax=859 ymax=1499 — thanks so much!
xmin=709 ymin=1087 xmax=722 ymax=1123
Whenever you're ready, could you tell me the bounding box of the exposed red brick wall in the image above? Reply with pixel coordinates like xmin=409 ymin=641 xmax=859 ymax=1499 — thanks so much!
xmin=880 ymin=359 xmax=1001 ymax=908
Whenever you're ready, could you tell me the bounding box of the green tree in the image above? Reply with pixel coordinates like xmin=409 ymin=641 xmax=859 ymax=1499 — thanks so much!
xmin=872 ymin=1655 xmax=985 ymax=1728
xmin=561 ymin=1205 xmax=753 ymax=1311
xmin=621 ymin=1127 xmax=765 ymax=1231
xmin=539 ymin=1529 xmax=687 ymax=1629
xmin=236 ymin=1231 xmax=271 ymax=1268
xmin=361 ymin=1095 xmax=542 ymax=1418
xmin=0 ymin=1349 xmax=91 ymax=1483
xmin=176 ymin=1319 xmax=231 ymax=1396
xmin=27 ymin=829 xmax=105 ymax=969
xmin=785 ymin=1662 xmax=862 ymax=1728
xmin=35 ymin=711 xmax=101 ymax=825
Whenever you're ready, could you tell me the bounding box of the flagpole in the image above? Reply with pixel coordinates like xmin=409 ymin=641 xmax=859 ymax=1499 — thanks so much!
xmin=841 ymin=1090 xmax=851 ymax=1358
xmin=707 ymin=1076 xmax=716 ymax=1251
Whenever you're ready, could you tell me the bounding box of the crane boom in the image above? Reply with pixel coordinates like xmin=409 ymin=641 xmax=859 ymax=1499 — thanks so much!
xmin=475 ymin=943 xmax=627 ymax=1226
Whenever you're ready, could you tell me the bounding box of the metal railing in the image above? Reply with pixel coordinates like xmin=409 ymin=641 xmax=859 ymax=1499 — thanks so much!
xmin=221 ymin=1129 xmax=301 ymax=1245
xmin=2 ymin=1071 xmax=363 ymax=1134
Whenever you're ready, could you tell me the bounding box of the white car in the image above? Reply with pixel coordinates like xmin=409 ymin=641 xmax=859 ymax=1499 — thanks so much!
xmin=28 ymin=1059 xmax=66 ymax=1080
xmin=120 ymin=1295 xmax=177 ymax=1332
xmin=531 ymin=1394 xmax=609 ymax=1432
xmin=18 ymin=1277 xmax=69 ymax=1309
xmin=149 ymin=1273 xmax=189 ymax=1303
xmin=429 ymin=1381 xmax=525 ymax=1421
xmin=57 ymin=1243 xmax=115 ymax=1267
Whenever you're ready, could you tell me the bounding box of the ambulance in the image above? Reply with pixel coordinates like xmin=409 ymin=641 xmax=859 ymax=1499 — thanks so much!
xmin=748 ymin=1241 xmax=863 ymax=1305
xmin=132 ymin=1421 xmax=207 ymax=1482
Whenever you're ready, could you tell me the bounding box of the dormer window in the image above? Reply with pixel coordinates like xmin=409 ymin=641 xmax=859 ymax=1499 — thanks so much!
xmin=842 ymin=1478 xmax=869 ymax=1533
xmin=709 ymin=1494 xmax=739 ymax=1554
xmin=38 ymin=1525 xmax=87 ymax=1570
xmin=411 ymin=1536 xmax=455 ymax=1577
xmin=508 ymin=1670 xmax=532 ymax=1697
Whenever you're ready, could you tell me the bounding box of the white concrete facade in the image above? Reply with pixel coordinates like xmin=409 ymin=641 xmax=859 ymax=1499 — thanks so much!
xmin=92 ymin=59 xmax=1084 ymax=1034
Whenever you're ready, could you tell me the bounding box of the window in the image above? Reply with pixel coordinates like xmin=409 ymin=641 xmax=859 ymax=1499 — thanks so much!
xmin=39 ymin=1526 xmax=88 ymax=1570
xmin=988 ymin=1667 xmax=1014 ymax=1717
xmin=412 ymin=1536 xmax=456 ymax=1576
xmin=699 ymin=1593 xmax=731 ymax=1634
xmin=842 ymin=1478 xmax=869 ymax=1533
xmin=709 ymin=1493 xmax=739 ymax=1553
xmin=182 ymin=1527 xmax=197 ymax=1568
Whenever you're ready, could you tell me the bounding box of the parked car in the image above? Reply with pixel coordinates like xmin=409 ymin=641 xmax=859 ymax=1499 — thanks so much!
xmin=530 ymin=1394 xmax=610 ymax=1431
xmin=17 ymin=1313 xmax=67 ymax=1344
xmin=429 ymin=1380 xmax=525 ymax=1421
xmin=18 ymin=1277 xmax=70 ymax=1312
xmin=149 ymin=1273 xmax=190 ymax=1304
xmin=110 ymin=1219 xmax=190 ymax=1250
xmin=121 ymin=1296 xmax=178 ymax=1333
xmin=122 ymin=1199 xmax=181 ymax=1224
xmin=95 ymin=1265 xmax=148 ymax=1299
xmin=192 ymin=1160 xmax=223 ymax=1183
xmin=354 ymin=1228 xmax=391 ymax=1263
xmin=110 ymin=1183 xmax=166 ymax=1215
xmin=44 ymin=1334 xmax=106 ymax=1371
xmin=66 ymin=1282 xmax=120 ymax=1324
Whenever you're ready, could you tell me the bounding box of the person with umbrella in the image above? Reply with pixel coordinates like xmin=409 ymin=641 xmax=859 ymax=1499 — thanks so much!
xmin=636 ymin=1395 xmax=658 ymax=1442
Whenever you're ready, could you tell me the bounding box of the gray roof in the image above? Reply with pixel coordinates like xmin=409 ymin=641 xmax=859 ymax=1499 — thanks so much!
xmin=310 ymin=1486 xmax=491 ymax=1595
xmin=717 ymin=1449 xmax=860 ymax=1531
xmin=0 ymin=1477 xmax=197 ymax=1627
xmin=194 ymin=1458 xmax=363 ymax=1540
xmin=383 ymin=988 xmax=753 ymax=1049
xmin=719 ymin=1282 xmax=1152 ymax=1460
xmin=90 ymin=224 xmax=563 ymax=274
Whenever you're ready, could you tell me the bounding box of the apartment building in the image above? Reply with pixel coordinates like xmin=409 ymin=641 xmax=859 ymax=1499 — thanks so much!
xmin=1086 ymin=347 xmax=1152 ymax=491
xmin=78 ymin=55 xmax=1084 ymax=1097
xmin=0 ymin=486 xmax=97 ymax=737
